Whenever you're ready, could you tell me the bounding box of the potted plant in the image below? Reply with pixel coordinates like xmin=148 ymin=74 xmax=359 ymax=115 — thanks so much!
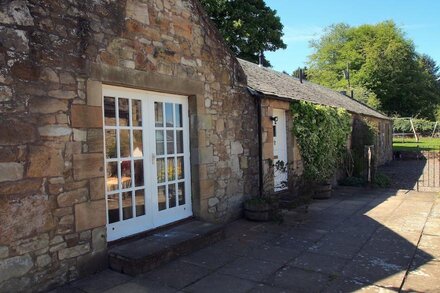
xmin=244 ymin=160 xmax=289 ymax=221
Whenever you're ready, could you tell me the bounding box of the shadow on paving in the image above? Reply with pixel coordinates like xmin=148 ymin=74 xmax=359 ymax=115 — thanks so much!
xmin=379 ymin=159 xmax=427 ymax=190
xmin=51 ymin=187 xmax=439 ymax=293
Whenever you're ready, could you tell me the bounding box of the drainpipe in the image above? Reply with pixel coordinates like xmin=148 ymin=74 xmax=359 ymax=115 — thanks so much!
xmin=248 ymin=87 xmax=264 ymax=197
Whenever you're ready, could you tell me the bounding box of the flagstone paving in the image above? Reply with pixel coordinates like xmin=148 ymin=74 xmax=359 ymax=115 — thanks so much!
xmin=51 ymin=187 xmax=440 ymax=293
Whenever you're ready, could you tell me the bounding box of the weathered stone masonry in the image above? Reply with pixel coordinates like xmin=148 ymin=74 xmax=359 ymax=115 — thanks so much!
xmin=0 ymin=0 xmax=259 ymax=292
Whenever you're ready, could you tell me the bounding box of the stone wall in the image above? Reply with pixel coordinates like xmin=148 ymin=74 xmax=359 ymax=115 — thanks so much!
xmin=0 ymin=0 xmax=258 ymax=292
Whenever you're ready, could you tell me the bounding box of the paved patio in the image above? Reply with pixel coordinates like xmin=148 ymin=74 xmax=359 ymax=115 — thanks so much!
xmin=51 ymin=187 xmax=440 ymax=292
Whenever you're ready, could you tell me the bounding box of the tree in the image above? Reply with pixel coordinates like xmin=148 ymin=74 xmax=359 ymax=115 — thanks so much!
xmin=200 ymin=0 xmax=286 ymax=66
xmin=307 ymin=21 xmax=440 ymax=119
xmin=292 ymin=66 xmax=308 ymax=80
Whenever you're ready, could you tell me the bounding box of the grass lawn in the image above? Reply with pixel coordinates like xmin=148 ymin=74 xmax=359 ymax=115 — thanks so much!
xmin=393 ymin=137 xmax=440 ymax=151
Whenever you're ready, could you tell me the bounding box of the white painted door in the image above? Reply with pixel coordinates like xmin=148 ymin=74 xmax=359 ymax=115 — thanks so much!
xmin=103 ymin=85 xmax=192 ymax=241
xmin=272 ymin=109 xmax=288 ymax=192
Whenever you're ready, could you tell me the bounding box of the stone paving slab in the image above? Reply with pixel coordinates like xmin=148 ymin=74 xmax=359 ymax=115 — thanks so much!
xmin=51 ymin=187 xmax=440 ymax=293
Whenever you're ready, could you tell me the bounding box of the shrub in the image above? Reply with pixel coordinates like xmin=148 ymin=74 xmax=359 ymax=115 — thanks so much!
xmin=373 ymin=173 xmax=391 ymax=188
xmin=339 ymin=176 xmax=366 ymax=187
xmin=291 ymin=101 xmax=352 ymax=182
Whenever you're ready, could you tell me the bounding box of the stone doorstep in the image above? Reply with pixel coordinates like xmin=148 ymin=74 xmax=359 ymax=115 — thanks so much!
xmin=108 ymin=220 xmax=225 ymax=276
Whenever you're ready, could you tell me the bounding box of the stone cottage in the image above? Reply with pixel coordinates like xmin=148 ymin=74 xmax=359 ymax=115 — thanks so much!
xmin=239 ymin=59 xmax=393 ymax=193
xmin=0 ymin=0 xmax=259 ymax=291
xmin=0 ymin=1 xmax=393 ymax=292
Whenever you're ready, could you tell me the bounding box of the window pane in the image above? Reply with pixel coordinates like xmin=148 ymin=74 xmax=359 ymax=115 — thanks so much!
xmin=132 ymin=100 xmax=142 ymax=127
xmin=177 ymin=156 xmax=184 ymax=180
xmin=155 ymin=130 xmax=164 ymax=155
xmin=106 ymin=162 xmax=119 ymax=192
xmin=122 ymin=191 xmax=133 ymax=220
xmin=169 ymin=184 xmax=176 ymax=208
xmin=108 ymin=194 xmax=119 ymax=223
xmin=134 ymin=160 xmax=144 ymax=187
xmin=158 ymin=186 xmax=166 ymax=211
xmin=118 ymin=98 xmax=130 ymax=126
xmin=166 ymin=130 xmax=174 ymax=154
xmin=176 ymin=130 xmax=183 ymax=154
xmin=120 ymin=130 xmax=131 ymax=158
xmin=167 ymin=157 xmax=175 ymax=181
xmin=175 ymin=104 xmax=182 ymax=127
xmin=104 ymin=96 xmax=116 ymax=126
xmin=135 ymin=189 xmax=145 ymax=217
xmin=178 ymin=182 xmax=185 ymax=206
xmin=133 ymin=130 xmax=143 ymax=157
xmin=156 ymin=158 xmax=165 ymax=183
xmin=165 ymin=103 xmax=174 ymax=127
xmin=105 ymin=130 xmax=117 ymax=159
xmin=121 ymin=160 xmax=132 ymax=189
xmin=155 ymin=102 xmax=163 ymax=127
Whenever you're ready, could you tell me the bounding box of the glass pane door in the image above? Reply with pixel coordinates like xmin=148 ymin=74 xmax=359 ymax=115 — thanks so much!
xmin=154 ymin=102 xmax=186 ymax=212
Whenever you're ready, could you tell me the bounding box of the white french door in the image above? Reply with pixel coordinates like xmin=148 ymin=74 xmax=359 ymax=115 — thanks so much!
xmin=103 ymin=85 xmax=192 ymax=241
xmin=272 ymin=109 xmax=288 ymax=192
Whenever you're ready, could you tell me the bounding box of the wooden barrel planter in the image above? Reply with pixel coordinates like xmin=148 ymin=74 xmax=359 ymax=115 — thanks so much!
xmin=313 ymin=184 xmax=332 ymax=199
xmin=244 ymin=200 xmax=279 ymax=222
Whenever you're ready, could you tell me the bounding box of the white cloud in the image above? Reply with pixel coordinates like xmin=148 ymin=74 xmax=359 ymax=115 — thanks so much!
xmin=282 ymin=25 xmax=324 ymax=43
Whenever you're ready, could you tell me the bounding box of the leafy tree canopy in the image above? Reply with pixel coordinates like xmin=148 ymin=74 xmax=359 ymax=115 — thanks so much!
xmin=307 ymin=21 xmax=440 ymax=120
xmin=200 ymin=0 xmax=286 ymax=66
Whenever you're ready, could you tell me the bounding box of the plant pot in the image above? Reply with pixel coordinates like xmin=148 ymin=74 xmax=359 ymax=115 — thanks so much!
xmin=313 ymin=184 xmax=332 ymax=199
xmin=243 ymin=199 xmax=279 ymax=222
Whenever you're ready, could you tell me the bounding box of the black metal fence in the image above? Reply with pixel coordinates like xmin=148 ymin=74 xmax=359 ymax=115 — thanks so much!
xmin=417 ymin=150 xmax=440 ymax=192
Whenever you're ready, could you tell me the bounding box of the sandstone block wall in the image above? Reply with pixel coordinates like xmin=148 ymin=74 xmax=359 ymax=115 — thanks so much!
xmin=0 ymin=0 xmax=259 ymax=291
xmin=260 ymin=98 xmax=303 ymax=194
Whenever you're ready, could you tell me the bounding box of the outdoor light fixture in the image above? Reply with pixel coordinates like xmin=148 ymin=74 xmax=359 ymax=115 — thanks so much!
xmin=270 ymin=116 xmax=279 ymax=124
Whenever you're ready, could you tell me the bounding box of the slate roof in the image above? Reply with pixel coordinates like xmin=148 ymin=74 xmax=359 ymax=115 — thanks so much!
xmin=238 ymin=59 xmax=390 ymax=120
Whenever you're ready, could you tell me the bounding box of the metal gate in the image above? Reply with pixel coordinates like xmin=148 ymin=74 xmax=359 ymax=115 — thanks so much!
xmin=417 ymin=151 xmax=440 ymax=192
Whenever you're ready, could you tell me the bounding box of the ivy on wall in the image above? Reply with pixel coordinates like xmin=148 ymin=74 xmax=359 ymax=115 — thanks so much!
xmin=291 ymin=101 xmax=351 ymax=182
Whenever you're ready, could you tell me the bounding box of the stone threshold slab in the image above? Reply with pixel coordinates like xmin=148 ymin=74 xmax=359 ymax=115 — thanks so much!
xmin=108 ymin=220 xmax=225 ymax=276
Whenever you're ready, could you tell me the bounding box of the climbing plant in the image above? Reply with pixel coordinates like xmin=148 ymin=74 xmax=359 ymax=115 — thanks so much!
xmin=291 ymin=101 xmax=352 ymax=181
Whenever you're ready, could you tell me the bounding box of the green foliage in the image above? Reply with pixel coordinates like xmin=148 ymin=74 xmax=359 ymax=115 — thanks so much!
xmin=339 ymin=176 xmax=366 ymax=187
xmin=307 ymin=21 xmax=440 ymax=119
xmin=338 ymin=173 xmax=391 ymax=188
xmin=373 ymin=173 xmax=391 ymax=188
xmin=393 ymin=118 xmax=436 ymax=136
xmin=199 ymin=0 xmax=286 ymax=66
xmin=291 ymin=101 xmax=351 ymax=181
xmin=351 ymin=118 xmax=377 ymax=177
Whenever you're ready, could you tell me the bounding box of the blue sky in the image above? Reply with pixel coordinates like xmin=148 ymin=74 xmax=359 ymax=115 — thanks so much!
xmin=264 ymin=0 xmax=440 ymax=74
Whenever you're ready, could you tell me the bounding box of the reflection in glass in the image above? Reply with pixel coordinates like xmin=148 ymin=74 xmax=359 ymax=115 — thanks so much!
xmin=135 ymin=189 xmax=145 ymax=217
xmin=155 ymin=130 xmax=164 ymax=155
xmin=104 ymin=96 xmax=116 ymax=126
xmin=133 ymin=130 xmax=143 ymax=157
xmin=108 ymin=194 xmax=119 ymax=223
xmin=177 ymin=156 xmax=184 ymax=180
xmin=120 ymin=130 xmax=131 ymax=158
xmin=122 ymin=191 xmax=133 ymax=220
xmin=156 ymin=158 xmax=165 ymax=183
xmin=118 ymin=98 xmax=130 ymax=126
xmin=166 ymin=130 xmax=174 ymax=154
xmin=155 ymin=102 xmax=163 ymax=127
xmin=178 ymin=182 xmax=185 ymax=206
xmin=106 ymin=162 xmax=119 ymax=192
xmin=134 ymin=160 xmax=144 ymax=187
xmin=132 ymin=100 xmax=142 ymax=126
xmin=169 ymin=184 xmax=176 ymax=208
xmin=158 ymin=186 xmax=166 ymax=211
xmin=175 ymin=104 xmax=182 ymax=127
xmin=165 ymin=103 xmax=174 ymax=127
xmin=176 ymin=130 xmax=183 ymax=154
xmin=105 ymin=130 xmax=117 ymax=158
xmin=120 ymin=160 xmax=132 ymax=189
xmin=167 ymin=157 xmax=175 ymax=181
